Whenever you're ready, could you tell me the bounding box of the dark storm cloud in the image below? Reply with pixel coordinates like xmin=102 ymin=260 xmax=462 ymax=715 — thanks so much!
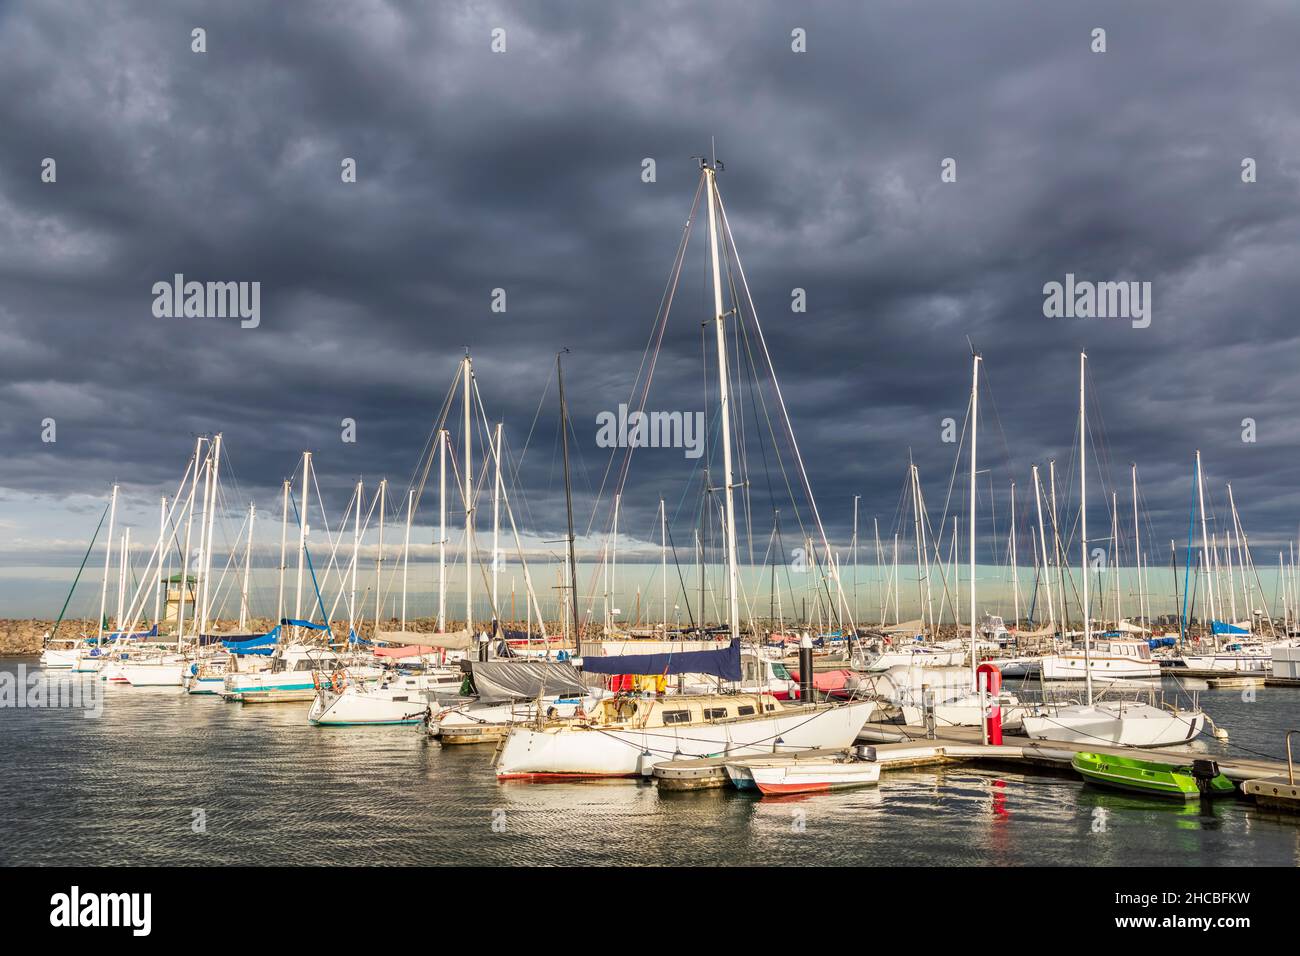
xmin=2 ymin=0 xmax=1300 ymax=569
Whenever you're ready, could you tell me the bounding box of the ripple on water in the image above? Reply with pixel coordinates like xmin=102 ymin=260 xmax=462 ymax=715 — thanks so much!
xmin=2 ymin=660 xmax=1298 ymax=866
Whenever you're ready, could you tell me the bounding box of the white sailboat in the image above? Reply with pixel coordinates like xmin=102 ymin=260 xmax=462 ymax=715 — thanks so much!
xmin=1021 ymin=353 xmax=1207 ymax=747
xmin=495 ymin=158 xmax=874 ymax=778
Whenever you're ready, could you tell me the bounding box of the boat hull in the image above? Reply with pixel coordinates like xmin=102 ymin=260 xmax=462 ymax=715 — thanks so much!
xmin=1040 ymin=654 xmax=1159 ymax=680
xmin=120 ymin=662 xmax=186 ymax=686
xmin=495 ymin=700 xmax=875 ymax=779
xmin=1021 ymin=702 xmax=1204 ymax=748
xmin=749 ymin=760 xmax=881 ymax=795
xmin=308 ymin=687 xmax=430 ymax=726
xmin=38 ymin=649 xmax=80 ymax=669
xmin=1071 ymin=752 xmax=1235 ymax=800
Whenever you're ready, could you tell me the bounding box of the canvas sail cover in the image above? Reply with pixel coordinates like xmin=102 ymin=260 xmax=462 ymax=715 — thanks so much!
xmin=470 ymin=660 xmax=588 ymax=702
xmin=222 ymin=625 xmax=281 ymax=651
xmin=374 ymin=629 xmax=475 ymax=650
xmin=578 ymin=639 xmax=742 ymax=681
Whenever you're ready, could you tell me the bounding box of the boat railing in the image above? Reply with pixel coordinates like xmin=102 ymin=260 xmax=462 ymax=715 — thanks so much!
xmin=1287 ymin=729 xmax=1297 ymax=786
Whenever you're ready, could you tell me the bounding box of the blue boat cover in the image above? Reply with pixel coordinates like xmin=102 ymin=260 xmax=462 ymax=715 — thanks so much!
xmin=348 ymin=629 xmax=371 ymax=645
xmin=104 ymin=624 xmax=161 ymax=641
xmin=280 ymin=618 xmax=330 ymax=631
xmin=1147 ymin=636 xmax=1177 ymax=649
xmin=222 ymin=625 xmax=281 ymax=652
xmin=1211 ymin=620 xmax=1249 ymax=635
xmin=579 ymin=639 xmax=741 ymax=681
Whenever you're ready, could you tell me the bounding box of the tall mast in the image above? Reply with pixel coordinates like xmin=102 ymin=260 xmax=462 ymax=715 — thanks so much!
xmin=853 ymin=495 xmax=860 ymax=624
xmin=199 ymin=432 xmax=222 ymax=638
xmin=492 ymin=421 xmax=503 ymax=630
xmin=556 ymin=351 xmax=580 ymax=654
xmin=661 ymin=498 xmax=668 ymax=630
xmin=177 ymin=442 xmax=202 ymax=642
xmin=873 ymin=517 xmax=883 ymax=626
xmin=705 ymin=162 xmax=740 ymax=642
xmin=1049 ymin=459 xmax=1066 ymax=633
xmin=438 ymin=430 xmax=447 ymax=632
xmin=116 ymin=529 xmax=128 ymax=633
xmin=154 ymin=496 xmax=167 ymax=628
xmin=375 ymin=477 xmax=387 ymax=629
xmin=402 ymin=487 xmax=415 ymax=632
xmin=463 ymin=355 xmax=473 ymax=635
xmin=1195 ymin=449 xmax=1215 ymax=638
xmin=294 ymin=451 xmax=311 ymax=634
xmin=98 ymin=482 xmax=120 ymax=639
xmin=195 ymin=438 xmax=213 ymax=639
xmin=1032 ymin=465 xmax=1055 ymax=630
xmin=277 ymin=478 xmax=289 ymax=627
xmin=910 ymin=461 xmax=925 ymax=635
xmin=892 ymin=533 xmax=900 ymax=625
xmin=1010 ymin=480 xmax=1019 ymax=629
xmin=350 ymin=480 xmax=361 ymax=637
xmin=1079 ymin=352 xmax=1093 ymax=705
xmin=612 ymin=493 xmax=621 ymax=631
xmin=1111 ymin=491 xmax=1121 ymax=626
xmin=1132 ymin=464 xmax=1143 ymax=629
xmin=240 ymin=503 xmax=255 ymax=632
xmin=968 ymin=353 xmax=980 ymax=687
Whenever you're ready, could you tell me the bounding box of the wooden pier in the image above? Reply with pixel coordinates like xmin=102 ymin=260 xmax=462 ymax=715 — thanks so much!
xmin=653 ymin=725 xmax=1295 ymax=810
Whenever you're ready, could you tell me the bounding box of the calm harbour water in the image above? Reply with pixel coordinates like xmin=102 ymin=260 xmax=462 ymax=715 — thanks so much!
xmin=1 ymin=658 xmax=1297 ymax=867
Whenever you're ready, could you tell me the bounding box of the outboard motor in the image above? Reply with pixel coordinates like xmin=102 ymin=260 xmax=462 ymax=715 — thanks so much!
xmin=1190 ymin=759 xmax=1220 ymax=794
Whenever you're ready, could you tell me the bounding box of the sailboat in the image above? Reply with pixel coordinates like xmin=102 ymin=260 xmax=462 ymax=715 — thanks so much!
xmin=1021 ymin=353 xmax=1207 ymax=747
xmin=494 ymin=157 xmax=874 ymax=778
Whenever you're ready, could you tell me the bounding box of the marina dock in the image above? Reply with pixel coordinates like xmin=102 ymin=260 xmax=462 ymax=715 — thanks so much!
xmin=654 ymin=725 xmax=1296 ymax=809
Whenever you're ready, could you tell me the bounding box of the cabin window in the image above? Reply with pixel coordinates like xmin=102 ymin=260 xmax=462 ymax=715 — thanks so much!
xmin=703 ymin=707 xmax=728 ymax=720
xmin=764 ymin=704 xmax=776 ymax=711
xmin=771 ymin=663 xmax=792 ymax=681
xmin=737 ymin=705 xmax=756 ymax=716
xmin=662 ymin=710 xmax=692 ymax=724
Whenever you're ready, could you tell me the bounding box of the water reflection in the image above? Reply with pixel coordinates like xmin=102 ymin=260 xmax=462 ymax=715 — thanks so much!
xmin=1 ymin=659 xmax=1297 ymax=866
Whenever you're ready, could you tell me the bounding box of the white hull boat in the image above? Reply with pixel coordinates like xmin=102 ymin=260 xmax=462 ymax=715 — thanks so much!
xmin=431 ymin=693 xmax=603 ymax=743
xmin=744 ymin=758 xmax=882 ymax=795
xmin=854 ymin=646 xmax=965 ymax=672
xmin=1177 ymin=652 xmax=1271 ymax=673
xmin=1020 ymin=701 xmax=1205 ymax=747
xmin=120 ymin=660 xmax=186 ymax=687
xmin=495 ymin=696 xmax=875 ymax=779
xmin=38 ymin=646 xmax=80 ymax=669
xmin=1040 ymin=651 xmax=1159 ymax=680
xmin=308 ymin=684 xmax=431 ymax=726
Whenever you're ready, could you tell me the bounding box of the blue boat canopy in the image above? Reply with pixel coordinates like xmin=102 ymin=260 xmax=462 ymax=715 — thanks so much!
xmin=1147 ymin=636 xmax=1177 ymax=649
xmin=222 ymin=625 xmax=281 ymax=652
xmin=280 ymin=618 xmax=330 ymax=631
xmin=1211 ymin=620 xmax=1249 ymax=635
xmin=579 ymin=639 xmax=741 ymax=681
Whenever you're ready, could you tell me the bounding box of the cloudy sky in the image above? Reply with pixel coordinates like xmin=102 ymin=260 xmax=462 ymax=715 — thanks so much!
xmin=2 ymin=0 xmax=1299 ymax=619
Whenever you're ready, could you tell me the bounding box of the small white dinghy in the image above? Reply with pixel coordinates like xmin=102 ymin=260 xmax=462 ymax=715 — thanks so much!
xmin=727 ymin=753 xmax=882 ymax=796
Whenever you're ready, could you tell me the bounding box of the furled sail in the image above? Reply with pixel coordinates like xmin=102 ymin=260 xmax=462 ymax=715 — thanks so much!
xmin=577 ymin=639 xmax=741 ymax=681
xmin=374 ymin=629 xmax=474 ymax=650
